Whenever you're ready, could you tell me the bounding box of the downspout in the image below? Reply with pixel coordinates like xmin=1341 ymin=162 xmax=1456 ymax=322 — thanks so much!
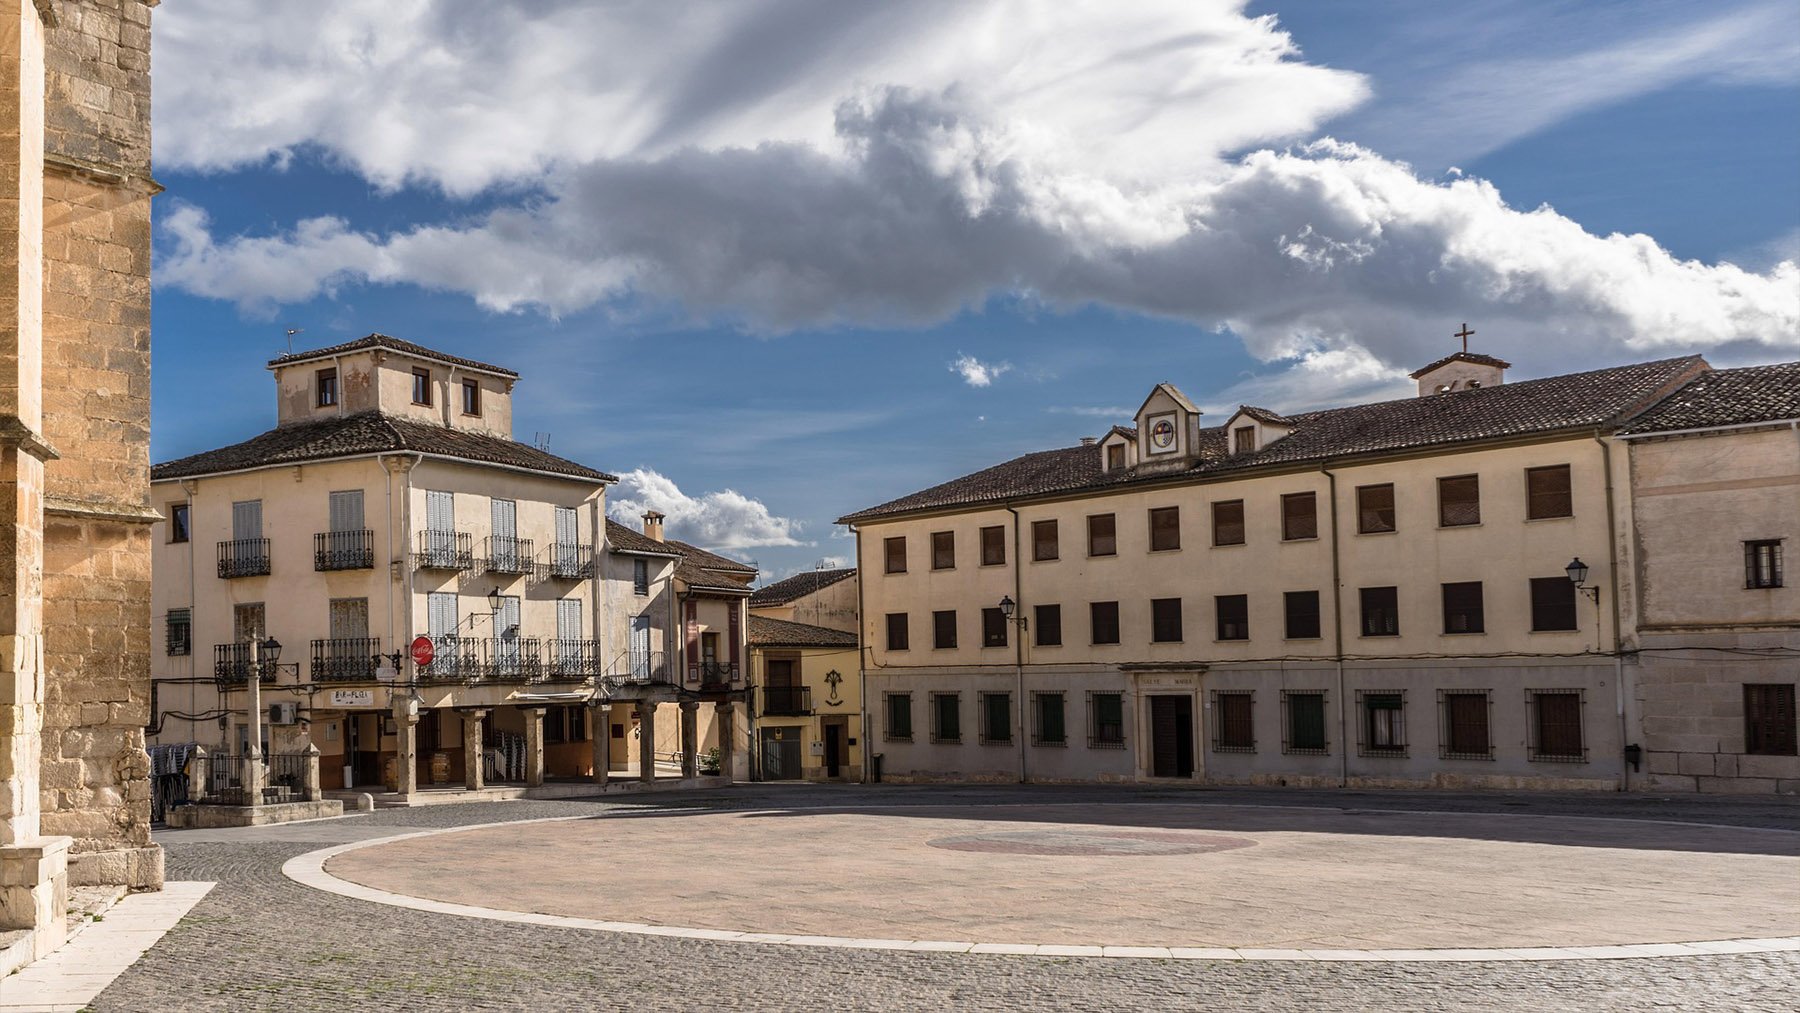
xmin=1005 ymin=505 xmax=1027 ymax=784
xmin=182 ymin=480 xmax=199 ymax=733
xmin=401 ymin=453 xmax=420 ymax=661
xmin=852 ymin=524 xmax=871 ymax=783
xmin=592 ymin=494 xmax=607 ymax=690
xmin=1595 ymin=432 xmax=1628 ymax=792
xmin=331 ymin=353 xmax=345 ymax=417
xmin=381 ymin=456 xmax=394 ymax=659
xmin=1322 ymin=464 xmax=1347 ymax=787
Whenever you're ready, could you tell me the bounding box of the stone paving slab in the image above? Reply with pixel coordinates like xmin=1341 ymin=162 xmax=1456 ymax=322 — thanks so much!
xmin=0 ymin=882 xmax=212 ymax=1012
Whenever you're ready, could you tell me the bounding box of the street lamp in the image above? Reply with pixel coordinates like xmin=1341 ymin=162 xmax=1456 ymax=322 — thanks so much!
xmin=998 ymin=594 xmax=1015 ymax=619
xmin=1565 ymin=557 xmax=1599 ymax=602
xmin=259 ymin=636 xmax=283 ymax=677
xmin=486 ymin=585 xmax=502 ymax=614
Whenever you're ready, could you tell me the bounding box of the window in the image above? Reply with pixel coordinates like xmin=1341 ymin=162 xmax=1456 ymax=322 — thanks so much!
xmin=980 ymin=692 xmax=1012 ymax=744
xmin=411 ymin=367 xmax=432 ymax=405
xmin=1284 ymin=590 xmax=1321 ymax=640
xmin=932 ymin=610 xmax=957 ymax=649
xmin=1360 ymin=691 xmax=1406 ymax=756
xmin=461 ymin=379 xmax=481 ymax=416
xmin=931 ymin=531 xmax=956 ymax=570
xmin=980 ymin=525 xmax=1006 ymax=565
xmin=168 ymin=503 xmax=190 ymax=543
xmin=885 ymin=693 xmax=913 ymax=741
xmin=1033 ymin=692 xmax=1066 ymax=745
xmin=1215 ymin=594 xmax=1248 ymax=641
xmin=1149 ymin=506 xmax=1181 ymax=551
xmin=1530 ymin=577 xmax=1577 ymax=631
xmin=1213 ymin=691 xmax=1254 ymax=752
xmin=1212 ymin=500 xmax=1245 ymax=546
xmin=166 ymin=608 xmax=191 ymax=657
xmin=1282 ymin=691 xmax=1328 ymax=755
xmin=316 ymin=368 xmax=337 ymax=407
xmin=1745 ymin=684 xmax=1797 ymax=756
xmin=1032 ymin=519 xmax=1059 ymax=561
xmin=1442 ymin=581 xmax=1485 ymax=634
xmin=1440 ymin=690 xmax=1492 ymax=760
xmin=1438 ymin=474 xmax=1480 ymax=526
xmin=1357 ymin=483 xmax=1395 ymax=533
xmin=1233 ymin=425 xmax=1257 ymax=455
xmin=632 ymin=559 xmax=649 ymax=596
xmin=930 ymin=693 xmax=961 ymax=743
xmin=1087 ymin=514 xmax=1116 ymax=556
xmin=1089 ymin=692 xmax=1125 ymax=747
xmin=1281 ymin=492 xmax=1317 ymax=540
xmin=1151 ymin=597 xmax=1183 ymax=643
xmin=1746 ymin=540 xmax=1784 ymax=589
xmin=1106 ymin=443 xmax=1125 ymax=470
xmin=886 ymin=613 xmax=909 ymax=652
xmin=1090 ymin=601 xmax=1120 ymax=645
xmin=1527 ymin=690 xmax=1585 ymax=761
xmin=1360 ymin=586 xmax=1399 ymax=636
xmin=1526 ymin=465 xmax=1572 ymax=519
xmin=981 ymin=607 xmax=1008 ymax=648
xmin=884 ymin=536 xmax=907 ymax=574
xmin=1034 ymin=604 xmax=1062 ymax=647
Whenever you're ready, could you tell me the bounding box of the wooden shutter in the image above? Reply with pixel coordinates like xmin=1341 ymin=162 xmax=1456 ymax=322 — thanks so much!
xmin=426 ymin=490 xmax=454 ymax=531
xmin=427 ymin=592 xmax=457 ymax=639
xmin=685 ymin=599 xmax=700 ymax=682
xmin=1745 ymin=684 xmax=1798 ymax=756
xmin=491 ymin=498 xmax=516 ymax=539
xmin=328 ymin=490 xmax=364 ymax=532
xmin=232 ymin=500 xmax=262 ymax=541
xmin=728 ymin=601 xmax=741 ymax=679
xmin=329 ymin=598 xmax=369 ymax=640
xmin=557 ymin=599 xmax=582 ymax=643
xmin=555 ymin=506 xmax=578 ymax=547
xmin=1534 ymin=692 xmax=1583 ymax=758
xmin=1446 ymin=693 xmax=1489 ymax=755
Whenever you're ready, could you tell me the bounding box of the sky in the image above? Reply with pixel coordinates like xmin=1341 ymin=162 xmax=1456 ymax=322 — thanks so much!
xmin=147 ymin=0 xmax=1800 ymax=582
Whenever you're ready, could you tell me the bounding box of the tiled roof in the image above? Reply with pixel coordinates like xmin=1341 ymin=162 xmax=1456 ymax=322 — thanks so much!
xmin=150 ymin=411 xmax=616 ymax=483
xmin=663 ymin=538 xmax=757 ymax=592
xmin=1234 ymin=405 xmax=1293 ymax=426
xmin=1409 ymin=351 xmax=1513 ymax=379
xmin=267 ymin=334 xmax=518 ymax=377
xmin=1139 ymin=382 xmax=1198 ymax=414
xmin=605 ymin=519 xmax=683 ymax=557
xmin=750 ymin=568 xmax=857 ymax=606
xmin=839 ymin=356 xmax=1706 ymax=523
xmin=1619 ymin=361 xmax=1800 ymax=434
xmin=1105 ymin=425 xmax=1138 ymax=442
xmin=747 ymin=615 xmax=859 ymax=649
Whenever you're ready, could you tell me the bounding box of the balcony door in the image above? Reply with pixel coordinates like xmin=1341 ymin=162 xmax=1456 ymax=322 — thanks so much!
xmin=233 ymin=499 xmax=262 ymax=542
xmin=630 ymin=614 xmax=652 ymax=678
xmin=495 ymin=595 xmax=521 ymax=673
xmin=492 ymin=498 xmax=517 ymax=548
xmin=557 ymin=598 xmax=582 ymax=643
xmin=428 ymin=591 xmax=458 ymax=675
xmin=327 ymin=598 xmax=370 ymax=679
xmin=554 ymin=505 xmax=579 ymax=568
xmin=329 ymin=490 xmax=363 ymax=532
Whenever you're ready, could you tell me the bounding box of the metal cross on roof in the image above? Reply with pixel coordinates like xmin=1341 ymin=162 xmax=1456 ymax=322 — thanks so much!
xmin=1454 ymin=323 xmax=1475 ymax=353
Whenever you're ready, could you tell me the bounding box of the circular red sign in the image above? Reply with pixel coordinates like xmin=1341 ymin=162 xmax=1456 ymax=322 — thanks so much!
xmin=410 ymin=635 xmax=435 ymax=668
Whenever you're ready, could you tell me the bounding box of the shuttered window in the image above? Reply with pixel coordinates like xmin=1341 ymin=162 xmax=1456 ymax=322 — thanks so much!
xmin=1213 ymin=691 xmax=1254 ymax=752
xmin=1357 ymin=483 xmax=1395 ymax=533
xmin=886 ymin=613 xmax=909 ymax=652
xmin=1442 ymin=581 xmax=1485 ymax=634
xmin=1530 ymin=577 xmax=1578 ymax=631
xmin=1034 ymin=604 xmax=1061 ymax=647
xmin=557 ymin=599 xmax=582 ymax=643
xmin=1089 ymin=692 xmax=1125 ymax=747
xmin=1212 ymin=500 xmax=1245 ymax=546
xmin=491 ymin=498 xmax=517 ymax=539
xmin=981 ymin=607 xmax=1008 ymax=648
xmin=1106 ymin=443 xmax=1125 ymax=470
xmin=1284 ymin=590 xmax=1321 ymax=639
xmin=1361 ymin=586 xmax=1399 ymax=636
xmin=329 ymin=490 xmax=364 ymax=532
xmin=1529 ymin=690 xmax=1585 ymax=761
xmin=1149 ymin=507 xmax=1181 ymax=551
xmin=554 ymin=506 xmax=579 ymax=550
xmin=233 ymin=602 xmax=265 ymax=642
xmin=1283 ymin=691 xmax=1327 ymax=754
xmin=427 ymin=592 xmax=458 ymax=639
xmin=931 ymin=693 xmax=961 ymax=743
xmin=1745 ymin=684 xmax=1798 ymax=756
xmin=932 ymin=610 xmax=957 ymax=649
xmin=1090 ymin=601 xmax=1120 ymax=645
xmin=1215 ymin=594 xmax=1248 ymax=641
xmin=1441 ymin=691 xmax=1492 ymax=759
xmin=1087 ymin=513 xmax=1116 ymax=556
xmin=1526 ymin=465 xmax=1572 ymax=519
xmin=980 ymin=693 xmax=1012 ymax=744
xmin=1438 ymin=475 xmax=1481 ymax=526
xmin=979 ymin=525 xmax=1006 ymax=565
xmin=1033 ymin=692 xmax=1066 ymax=745
xmin=166 ymin=608 xmax=191 ymax=657
xmin=232 ymin=500 xmax=263 ymax=541
xmin=884 ymin=536 xmax=907 ymax=574
xmin=1281 ymin=492 xmax=1317 ymax=540
xmin=931 ymin=531 xmax=955 ymax=570
xmin=426 ymin=490 xmax=455 ymax=532
xmin=886 ymin=693 xmax=913 ymax=740
xmin=328 ymin=598 xmax=369 ymax=639
xmin=1032 ymin=520 xmax=1059 ymax=561
xmin=1152 ymin=597 xmax=1183 ymax=642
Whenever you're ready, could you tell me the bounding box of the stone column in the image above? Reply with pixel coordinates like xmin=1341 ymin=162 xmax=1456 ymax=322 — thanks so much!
xmin=392 ymin=696 xmax=418 ymax=799
xmin=636 ymin=700 xmax=655 ymax=784
xmin=302 ymin=743 xmax=322 ymax=803
xmin=587 ymin=701 xmax=609 ymax=787
xmin=714 ymin=701 xmax=734 ymax=782
xmin=679 ymin=701 xmax=698 ymax=778
xmin=187 ymin=745 xmax=208 ymax=801
xmin=242 ymin=642 xmax=265 ymax=803
xmin=462 ymin=708 xmax=487 ymax=792
xmin=522 ymin=707 xmax=546 ymax=787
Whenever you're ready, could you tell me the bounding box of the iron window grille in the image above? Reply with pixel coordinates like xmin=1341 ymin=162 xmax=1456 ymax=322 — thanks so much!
xmin=980 ymin=525 xmax=1006 ymax=565
xmin=165 ymin=609 xmax=191 ymax=657
xmin=1088 ymin=513 xmax=1117 ymax=556
xmin=1744 ymin=683 xmax=1798 ymax=756
xmin=1151 ymin=597 xmax=1183 ymax=643
xmin=1034 ymin=604 xmax=1062 ymax=647
xmin=1088 ymin=691 xmax=1125 ymax=748
xmin=1214 ymin=595 xmax=1248 ymax=641
xmin=1438 ymin=474 xmax=1481 ymax=527
xmin=884 ymin=536 xmax=907 ymax=574
xmin=1212 ymin=500 xmax=1246 ymax=546
xmin=1149 ymin=506 xmax=1181 ymax=551
xmin=1525 ymin=689 xmax=1587 ymax=762
xmin=1357 ymin=483 xmax=1396 ymax=533
xmin=1441 ymin=581 xmax=1486 ymax=634
xmin=314 ymin=529 xmax=375 ymax=571
xmin=1745 ymin=540 xmax=1784 ymax=589
xmin=1211 ymin=690 xmax=1255 ymax=753
xmin=932 ymin=610 xmax=958 ymax=649
xmin=1032 ymin=691 xmax=1067 ymax=746
xmin=1529 ymin=577 xmax=1579 ymax=631
xmin=1281 ymin=690 xmax=1329 ymax=755
xmin=931 ymin=531 xmax=956 ymax=570
xmin=1090 ymin=601 xmax=1120 ymax=645
xmin=1438 ymin=689 xmax=1494 ymax=760
xmin=1526 ymin=465 xmax=1573 ymax=519
xmin=1281 ymin=492 xmax=1318 ymax=540
xmin=1357 ymin=690 xmax=1406 ymax=757
xmin=979 ymin=692 xmax=1013 ymax=745
xmin=930 ymin=692 xmax=961 ymax=743
xmin=885 ymin=692 xmax=913 ymax=741
xmin=1360 ymin=586 xmax=1399 ymax=636
xmin=1284 ymin=590 xmax=1321 ymax=640
xmin=982 ymin=607 xmax=1008 ymax=648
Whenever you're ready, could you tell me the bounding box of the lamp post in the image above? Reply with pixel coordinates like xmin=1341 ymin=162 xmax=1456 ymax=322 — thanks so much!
xmin=998 ymin=596 xmax=1028 ymax=783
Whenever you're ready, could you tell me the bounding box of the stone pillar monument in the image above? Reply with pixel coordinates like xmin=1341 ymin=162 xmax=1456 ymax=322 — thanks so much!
xmin=522 ymin=707 xmax=545 ymax=787
xmin=392 ymin=693 xmax=418 ymax=799
xmin=587 ymin=701 xmax=609 ymax=787
xmin=635 ymin=700 xmax=655 ymax=784
xmin=462 ymin=708 xmax=487 ymax=791
xmin=714 ymin=701 xmax=735 ymax=782
xmin=679 ymin=701 xmax=698 ymax=778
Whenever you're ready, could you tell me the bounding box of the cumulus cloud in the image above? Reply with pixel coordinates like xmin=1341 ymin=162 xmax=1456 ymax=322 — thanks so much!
xmin=607 ymin=468 xmax=805 ymax=551
xmin=951 ymin=354 xmax=1011 ymax=388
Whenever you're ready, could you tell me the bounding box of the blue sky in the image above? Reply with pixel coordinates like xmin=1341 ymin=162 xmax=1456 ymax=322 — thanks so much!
xmin=148 ymin=0 xmax=1799 ymax=581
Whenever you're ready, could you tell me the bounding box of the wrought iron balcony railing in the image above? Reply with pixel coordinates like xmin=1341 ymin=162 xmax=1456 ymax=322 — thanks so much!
xmin=697 ymin=660 xmax=738 ymax=689
xmin=484 ymin=535 xmax=534 ymax=575
xmin=217 ymin=538 xmax=271 ymax=579
xmin=549 ymin=542 xmax=593 ymax=580
xmin=310 ymin=637 xmax=382 ymax=682
xmin=415 ymin=529 xmax=473 ymax=571
xmin=417 ymin=636 xmax=478 ymax=682
xmin=547 ymin=638 xmax=603 ymax=679
xmin=610 ymin=650 xmax=669 ymax=684
xmin=477 ymin=636 xmax=542 ymax=681
xmin=761 ymin=685 xmax=811 ymax=716
xmin=212 ymin=643 xmax=278 ymax=686
xmin=314 ymin=529 xmax=375 ymax=571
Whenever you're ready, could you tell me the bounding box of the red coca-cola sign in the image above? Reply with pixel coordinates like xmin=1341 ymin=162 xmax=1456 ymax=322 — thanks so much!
xmin=410 ymin=635 xmax=435 ymax=668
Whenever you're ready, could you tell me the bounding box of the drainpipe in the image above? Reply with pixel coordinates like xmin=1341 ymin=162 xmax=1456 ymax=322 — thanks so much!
xmin=1005 ymin=505 xmax=1027 ymax=784
xmin=852 ymin=524 xmax=871 ymax=783
xmin=592 ymin=494 xmax=607 ymax=690
xmin=1595 ymin=432 xmax=1628 ymax=792
xmin=182 ymin=480 xmax=199 ymax=734
xmin=1322 ymin=464 xmax=1348 ymax=787
xmin=331 ymin=353 xmax=345 ymax=417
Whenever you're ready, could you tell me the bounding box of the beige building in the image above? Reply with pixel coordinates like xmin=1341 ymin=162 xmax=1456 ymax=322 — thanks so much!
xmin=748 ymin=568 xmax=862 ymax=781
xmin=841 ymin=350 xmax=1748 ymax=791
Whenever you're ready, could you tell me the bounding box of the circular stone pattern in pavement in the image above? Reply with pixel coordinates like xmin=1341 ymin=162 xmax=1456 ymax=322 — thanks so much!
xmin=318 ymin=803 xmax=1800 ymax=953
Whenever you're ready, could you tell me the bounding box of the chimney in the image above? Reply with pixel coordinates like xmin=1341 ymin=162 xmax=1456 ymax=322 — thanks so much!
xmin=1079 ymin=436 xmax=1097 ymax=446
xmin=643 ymin=511 xmax=665 ymax=542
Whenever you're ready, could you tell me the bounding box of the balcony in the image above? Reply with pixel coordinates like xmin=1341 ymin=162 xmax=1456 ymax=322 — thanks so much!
xmin=314 ymin=529 xmax=375 ymax=571
xmin=549 ymin=542 xmax=593 ymax=580
xmin=547 ymin=638 xmax=604 ymax=679
xmin=212 ymin=643 xmax=277 ymax=686
xmin=697 ymin=660 xmax=738 ymax=690
xmin=311 ymin=637 xmax=382 ymax=682
xmin=484 ymin=535 xmax=534 ymax=575
xmin=610 ymin=650 xmax=669 ymax=684
xmin=415 ymin=529 xmax=473 ymax=571
xmin=477 ymin=636 xmax=543 ymax=681
xmin=761 ymin=685 xmax=811 ymax=716
xmin=217 ymin=538 xmax=271 ymax=579
xmin=417 ymin=636 xmax=478 ymax=682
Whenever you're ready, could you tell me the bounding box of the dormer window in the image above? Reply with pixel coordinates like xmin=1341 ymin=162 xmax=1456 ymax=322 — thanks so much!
xmin=1233 ymin=426 xmax=1257 ymax=455
xmin=1106 ymin=444 xmax=1125 ymax=470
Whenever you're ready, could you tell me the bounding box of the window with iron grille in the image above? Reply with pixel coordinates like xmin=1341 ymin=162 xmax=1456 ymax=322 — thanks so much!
xmin=1035 ymin=604 xmax=1062 ymax=647
xmin=1439 ymin=690 xmax=1493 ymax=760
xmin=1442 ymin=581 xmax=1485 ymax=634
xmin=980 ymin=525 xmax=1006 ymax=565
xmin=316 ymin=368 xmax=337 ymax=407
xmin=1438 ymin=474 xmax=1481 ymax=526
xmin=884 ymin=536 xmax=907 ymax=574
xmin=1233 ymin=425 xmax=1257 ymax=455
xmin=1281 ymin=492 xmax=1317 ymax=540
xmin=411 ymin=367 xmax=432 ymax=405
xmin=1212 ymin=500 xmax=1245 ymax=546
xmin=1088 ymin=513 xmax=1116 ymax=556
xmin=166 ymin=608 xmax=192 ymax=657
xmin=1745 ymin=540 xmax=1784 ymax=589
xmin=981 ymin=607 xmax=1008 ymax=648
xmin=1088 ymin=691 xmax=1125 ymax=747
xmin=930 ymin=692 xmax=961 ymax=743
xmin=1745 ymin=684 xmax=1797 ymax=756
xmin=931 ymin=531 xmax=956 ymax=570
xmin=1215 ymin=594 xmax=1248 ymax=641
xmin=1359 ymin=690 xmax=1406 ymax=757
xmin=1530 ymin=577 xmax=1577 ymax=631
xmin=1032 ymin=519 xmax=1059 ymax=561
xmin=632 ymin=558 xmax=649 ymax=595
xmin=1090 ymin=601 xmax=1120 ymax=645
xmin=885 ymin=692 xmax=913 ymax=741
xmin=1527 ymin=689 xmax=1585 ymax=762
xmin=1357 ymin=483 xmax=1396 ymax=533
xmin=1284 ymin=590 xmax=1321 ymax=639
xmin=1212 ymin=691 xmax=1255 ymax=752
xmin=1361 ymin=586 xmax=1399 ymax=636
xmin=1151 ymin=597 xmax=1183 ymax=642
xmin=886 ymin=613 xmax=909 ymax=652
xmin=1282 ymin=690 xmax=1328 ymax=755
xmin=1149 ymin=506 xmax=1181 ymax=551
xmin=1106 ymin=443 xmax=1125 ymax=470
xmin=168 ymin=503 xmax=190 ymax=543
xmin=932 ymin=610 xmax=957 ymax=649
xmin=1526 ymin=465 xmax=1573 ymax=519
xmin=1033 ymin=692 xmax=1066 ymax=746
xmin=980 ymin=692 xmax=1013 ymax=744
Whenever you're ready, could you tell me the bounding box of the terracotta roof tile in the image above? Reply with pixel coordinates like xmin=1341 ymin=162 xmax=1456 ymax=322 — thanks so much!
xmin=1409 ymin=351 xmax=1513 ymax=379
xmin=605 ymin=519 xmax=683 ymax=557
xmin=1619 ymin=361 xmax=1800 ymax=434
xmin=750 ymin=568 xmax=857 ymax=606
xmin=748 ymin=615 xmax=859 ymax=649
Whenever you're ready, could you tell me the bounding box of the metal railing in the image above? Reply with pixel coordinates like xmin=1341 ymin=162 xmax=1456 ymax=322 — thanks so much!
xmin=311 ymin=638 xmax=382 ymax=682
xmin=549 ymin=543 xmax=593 ymax=579
xmin=418 ymin=636 xmax=478 ymax=681
xmin=484 ymin=535 xmax=534 ymax=575
xmin=267 ymin=753 xmax=308 ymax=792
xmin=547 ymin=639 xmax=603 ymax=679
xmin=212 ymin=643 xmax=278 ymax=685
xmin=314 ymin=529 xmax=374 ymax=571
xmin=697 ymin=660 xmax=737 ymax=689
xmin=216 ymin=538 xmax=271 ymax=579
xmin=608 ymin=649 xmax=669 ymax=684
xmin=415 ymin=529 xmax=473 ymax=571
xmin=478 ymin=636 xmax=543 ymax=681
xmin=761 ymin=685 xmax=811 ymax=716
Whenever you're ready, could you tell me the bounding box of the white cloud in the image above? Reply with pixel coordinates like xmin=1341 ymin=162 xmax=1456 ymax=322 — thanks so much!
xmin=1200 ymin=346 xmax=1413 ymax=416
xmin=1048 ymin=405 xmax=1133 ymax=419
xmin=607 ymin=468 xmax=806 ymax=552
xmin=951 ymin=354 xmax=1011 ymax=388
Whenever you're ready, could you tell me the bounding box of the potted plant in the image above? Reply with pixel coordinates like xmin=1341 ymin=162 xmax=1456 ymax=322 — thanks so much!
xmin=699 ymin=747 xmax=722 ymax=776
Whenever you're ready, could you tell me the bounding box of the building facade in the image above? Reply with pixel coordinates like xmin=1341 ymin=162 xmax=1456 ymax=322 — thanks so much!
xmin=748 ymin=568 xmax=862 ymax=781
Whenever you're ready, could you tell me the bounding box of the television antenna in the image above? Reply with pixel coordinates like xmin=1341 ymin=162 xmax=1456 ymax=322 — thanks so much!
xmin=283 ymin=327 xmax=303 ymax=355
xmin=533 ymin=432 xmax=552 ymax=452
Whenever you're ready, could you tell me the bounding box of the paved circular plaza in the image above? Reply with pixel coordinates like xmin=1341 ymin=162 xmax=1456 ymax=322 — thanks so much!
xmin=316 ymin=802 xmax=1800 ymax=954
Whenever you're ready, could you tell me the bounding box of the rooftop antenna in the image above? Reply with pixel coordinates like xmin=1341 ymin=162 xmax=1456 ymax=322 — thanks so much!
xmin=533 ymin=431 xmax=552 ymax=452
xmin=284 ymin=327 xmax=303 ymax=355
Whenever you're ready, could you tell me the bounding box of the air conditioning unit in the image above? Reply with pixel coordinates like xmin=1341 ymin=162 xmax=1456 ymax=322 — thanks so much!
xmin=269 ymin=702 xmax=298 ymax=726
